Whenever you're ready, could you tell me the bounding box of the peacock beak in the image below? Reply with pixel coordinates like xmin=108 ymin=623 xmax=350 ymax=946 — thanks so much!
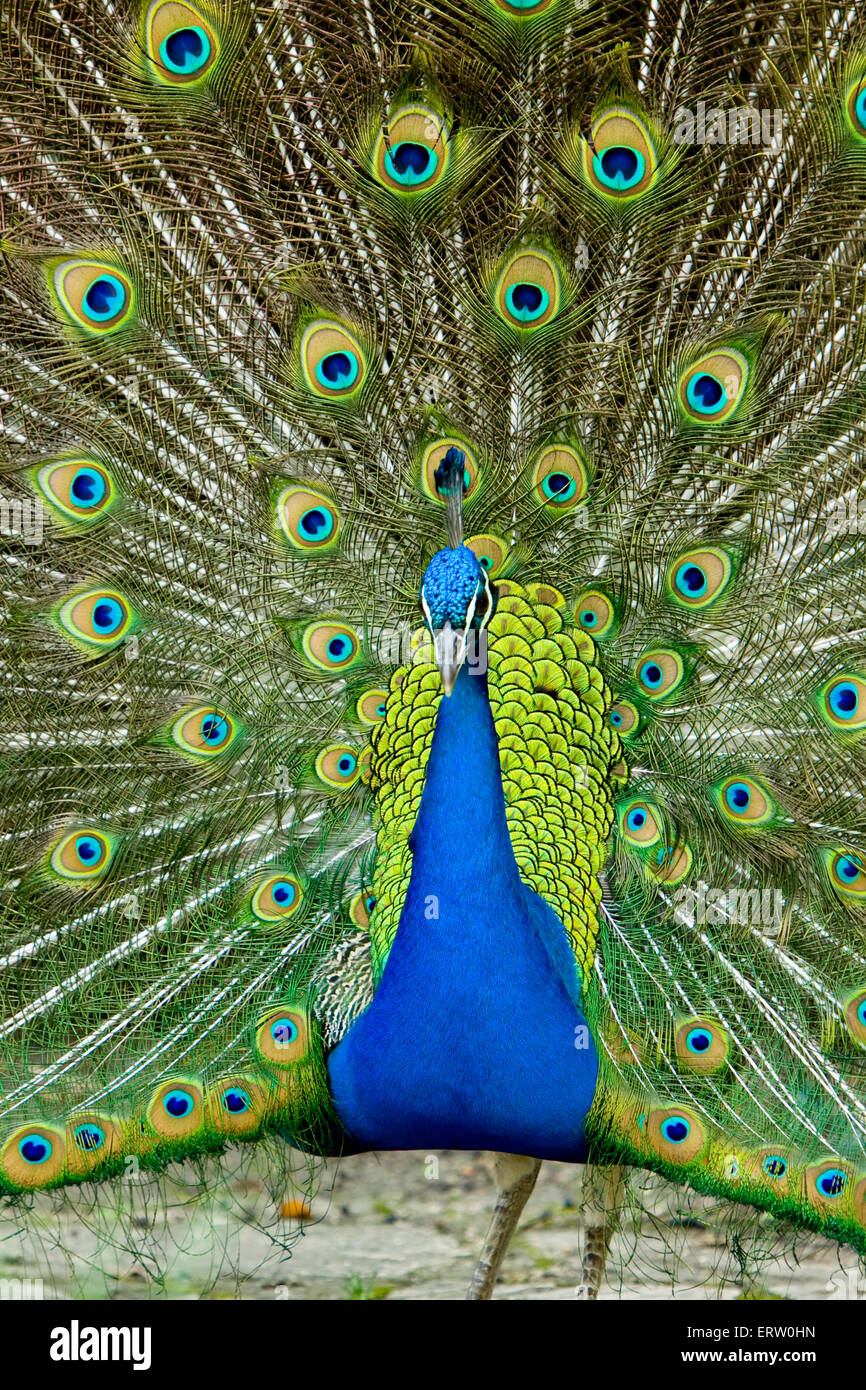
xmin=433 ymin=621 xmax=467 ymax=697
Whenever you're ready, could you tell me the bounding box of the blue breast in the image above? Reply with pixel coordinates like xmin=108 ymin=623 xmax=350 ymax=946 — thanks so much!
xmin=327 ymin=663 xmax=599 ymax=1161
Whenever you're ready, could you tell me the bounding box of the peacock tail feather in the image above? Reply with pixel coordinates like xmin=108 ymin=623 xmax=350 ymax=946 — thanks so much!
xmin=2 ymin=0 xmax=866 ymax=1289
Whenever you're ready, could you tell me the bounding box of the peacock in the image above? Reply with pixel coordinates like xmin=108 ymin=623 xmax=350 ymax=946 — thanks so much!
xmin=3 ymin=0 xmax=866 ymax=1303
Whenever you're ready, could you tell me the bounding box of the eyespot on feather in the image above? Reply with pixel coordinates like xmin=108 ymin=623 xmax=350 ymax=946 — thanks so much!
xmin=145 ymin=0 xmax=218 ymax=84
xmin=635 ymin=648 xmax=687 ymax=701
xmin=300 ymin=320 xmax=367 ymax=399
xmin=710 ymin=775 xmax=777 ymax=827
xmin=373 ymin=106 xmax=449 ymax=193
xmin=494 ymin=250 xmax=560 ymax=330
xmin=278 ymin=486 xmax=341 ymax=553
xmin=1 ymin=1124 xmax=66 ymax=1189
xmin=678 ymin=350 xmax=749 ymax=423
xmin=420 ymin=438 xmax=479 ymax=503
xmin=531 ymin=444 xmax=589 ymax=510
xmin=301 ymin=620 xmax=362 ymax=672
xmin=170 ymin=705 xmax=237 ymax=757
xmin=675 ymin=1018 xmax=729 ymax=1072
xmin=49 ymin=829 xmax=115 ymax=880
xmin=146 ymin=1080 xmax=205 ymax=1139
xmin=34 ymin=458 xmax=116 ymax=523
xmin=49 ymin=259 xmax=134 ymax=333
xmin=250 ymin=874 xmax=303 ymax=923
xmin=56 ymin=587 xmax=136 ymax=649
xmin=666 ymin=547 xmax=734 ymax=609
xmin=583 ymin=107 xmax=659 ymax=198
xmin=254 ymin=1008 xmax=309 ymax=1066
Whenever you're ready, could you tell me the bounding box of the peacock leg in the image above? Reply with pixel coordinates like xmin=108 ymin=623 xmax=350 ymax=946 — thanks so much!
xmin=465 ymin=1152 xmax=542 ymax=1300
xmin=575 ymin=1164 xmax=625 ymax=1300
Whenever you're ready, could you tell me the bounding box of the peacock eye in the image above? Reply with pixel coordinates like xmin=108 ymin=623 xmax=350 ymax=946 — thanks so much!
xmin=845 ymin=989 xmax=866 ymax=1042
xmin=315 ymin=743 xmax=366 ymax=789
xmin=711 ymin=775 xmax=776 ymax=827
xmin=465 ymin=533 xmax=507 ymax=582
xmin=254 ymin=1007 xmax=308 ymax=1065
xmin=73 ymin=1123 xmax=105 ymax=1152
xmin=817 ymin=673 xmax=866 ymax=731
xmin=50 ymin=260 xmax=134 ymax=333
xmin=349 ymin=890 xmax=375 ymax=928
xmin=19 ymin=1134 xmax=52 ymax=1163
xmin=574 ymin=589 xmax=615 ymax=637
xmin=676 ymin=1019 xmax=729 ymax=1072
xmin=660 ymin=1115 xmax=690 ymax=1144
xmin=35 ymin=458 xmax=115 ymax=523
xmin=667 ymin=547 xmax=733 ymax=609
xmin=278 ymin=486 xmax=341 ymax=553
xmin=147 ymin=1079 xmax=204 ymax=1137
xmin=301 ymin=620 xmax=362 ymax=672
xmin=251 ymin=874 xmax=303 ymax=922
xmin=609 ymin=700 xmax=639 ymax=735
xmin=532 ymin=444 xmax=589 ymax=511
xmin=146 ymin=0 xmax=218 ymax=83
xmin=221 ymin=1087 xmax=251 ymax=1114
xmin=679 ymin=350 xmax=749 ymax=423
xmin=619 ymin=799 xmax=661 ymax=846
xmin=420 ymin=439 xmax=479 ymax=503
xmin=584 ymin=107 xmax=658 ymax=198
xmin=495 ymin=251 xmax=560 ymax=330
xmin=648 ymin=840 xmax=692 ymax=884
xmin=374 ymin=106 xmax=448 ymax=193
xmin=300 ymin=320 xmax=367 ymax=399
xmin=825 ymin=849 xmax=866 ymax=899
xmin=635 ymin=649 xmax=686 ymax=701
xmin=846 ymin=80 xmax=866 ymax=138
xmin=56 ymin=586 xmax=135 ymax=649
xmin=49 ymin=829 xmax=114 ymax=880
xmin=763 ymin=1155 xmax=787 ymax=1179
xmin=170 ymin=705 xmax=237 ymax=757
xmin=356 ymin=689 xmax=389 ymax=725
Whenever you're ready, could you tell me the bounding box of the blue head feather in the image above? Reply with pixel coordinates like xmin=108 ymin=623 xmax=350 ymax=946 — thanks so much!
xmin=421 ymin=545 xmax=484 ymax=630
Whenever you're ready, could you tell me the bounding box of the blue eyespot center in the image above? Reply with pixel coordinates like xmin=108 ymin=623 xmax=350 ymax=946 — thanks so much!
xmin=686 ymin=1028 xmax=712 ymax=1053
xmin=271 ymin=1018 xmax=299 ymax=1047
xmin=855 ymin=87 xmax=866 ymax=129
xmin=92 ymin=597 xmax=124 ymax=633
xmin=661 ymin=1116 xmax=690 ymax=1144
xmin=376 ymin=703 xmax=386 ymax=716
xmin=222 ymin=1088 xmax=251 ymax=1114
xmin=857 ymin=998 xmax=866 ymax=1026
xmin=675 ymin=564 xmax=707 ymax=597
xmin=580 ymin=610 xmax=597 ymax=627
xmin=82 ymin=275 xmax=126 ymax=322
xmin=163 ymin=1089 xmax=194 ymax=1118
xmin=626 ymin=807 xmax=646 ymax=831
xmin=328 ymin=636 xmax=350 ymax=660
xmin=685 ymin=371 xmax=727 ymax=415
xmin=70 ymin=468 xmax=106 ymax=506
xmin=610 ymin=710 xmax=623 ymax=727
xmin=160 ymin=25 xmax=211 ymax=75
xmin=828 ymin=681 xmax=859 ymax=719
xmin=763 ymin=1155 xmax=787 ymax=1179
xmin=74 ymin=1124 xmax=105 ymax=1151
xmin=365 ymin=895 xmax=376 ymax=912
xmin=75 ymin=834 xmax=103 ymax=865
xmin=338 ymin=754 xmax=357 ymax=775
xmin=541 ymin=471 xmax=577 ymax=502
xmin=201 ymin=714 xmax=229 ymax=745
xmin=641 ymin=661 xmax=663 ymax=688
xmin=19 ymin=1135 xmax=51 ymax=1164
xmin=838 ymin=855 xmax=862 ymax=882
xmin=818 ymin=1168 xmax=846 ymax=1197
xmin=505 ymin=281 xmax=550 ymax=323
xmin=594 ymin=145 xmax=646 ymax=191
xmin=316 ymin=350 xmax=359 ymax=390
xmin=299 ymin=507 xmax=333 ymax=540
xmin=725 ymin=781 xmax=751 ymax=813
xmin=385 ymin=142 xmax=438 ymax=185
xmin=272 ymin=881 xmax=295 ymax=906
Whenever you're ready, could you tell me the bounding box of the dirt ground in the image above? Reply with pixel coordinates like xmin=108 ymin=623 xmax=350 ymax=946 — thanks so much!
xmin=0 ymin=1148 xmax=858 ymax=1300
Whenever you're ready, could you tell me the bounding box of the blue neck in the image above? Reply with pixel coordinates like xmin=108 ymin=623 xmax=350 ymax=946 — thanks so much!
xmin=327 ymin=663 xmax=598 ymax=1160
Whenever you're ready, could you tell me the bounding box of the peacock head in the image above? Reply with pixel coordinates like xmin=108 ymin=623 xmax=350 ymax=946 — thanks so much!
xmin=419 ymin=447 xmax=494 ymax=696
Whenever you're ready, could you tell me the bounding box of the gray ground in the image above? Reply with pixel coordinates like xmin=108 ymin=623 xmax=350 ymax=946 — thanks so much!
xmin=0 ymin=1149 xmax=858 ymax=1300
